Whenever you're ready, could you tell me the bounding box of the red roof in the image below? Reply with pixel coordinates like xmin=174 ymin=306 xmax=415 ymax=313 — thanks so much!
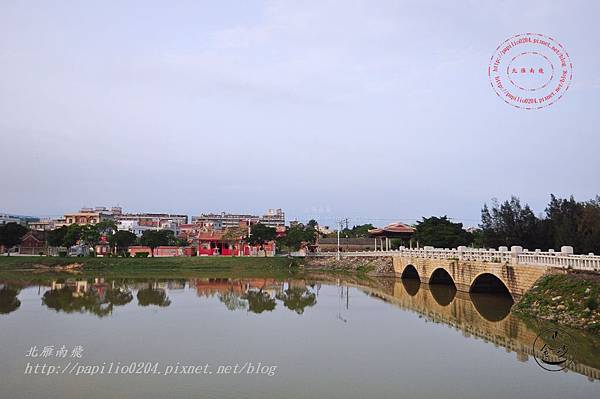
xmin=368 ymin=222 xmax=415 ymax=236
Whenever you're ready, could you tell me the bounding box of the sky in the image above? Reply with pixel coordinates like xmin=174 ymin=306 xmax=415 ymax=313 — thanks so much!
xmin=1 ymin=0 xmax=599 ymax=227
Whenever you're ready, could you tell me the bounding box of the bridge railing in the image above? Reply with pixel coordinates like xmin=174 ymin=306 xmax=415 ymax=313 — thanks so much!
xmin=304 ymin=245 xmax=600 ymax=272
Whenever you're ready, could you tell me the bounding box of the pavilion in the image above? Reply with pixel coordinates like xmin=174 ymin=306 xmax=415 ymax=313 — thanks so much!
xmin=368 ymin=222 xmax=415 ymax=251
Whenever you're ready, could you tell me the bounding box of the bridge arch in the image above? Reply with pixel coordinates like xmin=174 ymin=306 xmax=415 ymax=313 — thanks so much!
xmin=469 ymin=273 xmax=512 ymax=297
xmin=430 ymin=284 xmax=457 ymax=306
xmin=400 ymin=264 xmax=419 ymax=280
xmin=428 ymin=267 xmax=456 ymax=287
xmin=401 ymin=278 xmax=420 ymax=296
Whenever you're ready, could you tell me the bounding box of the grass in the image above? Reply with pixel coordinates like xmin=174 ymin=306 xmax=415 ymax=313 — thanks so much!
xmin=514 ymin=272 xmax=600 ymax=332
xmin=0 ymin=256 xmax=305 ymax=279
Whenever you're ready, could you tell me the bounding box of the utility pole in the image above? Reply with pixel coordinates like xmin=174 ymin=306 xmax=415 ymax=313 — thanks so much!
xmin=336 ymin=218 xmax=348 ymax=260
xmin=337 ymin=223 xmax=341 ymax=260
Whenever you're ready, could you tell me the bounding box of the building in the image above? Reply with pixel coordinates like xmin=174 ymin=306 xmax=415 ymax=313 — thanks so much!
xmin=192 ymin=209 xmax=285 ymax=229
xmin=317 ymin=225 xmax=334 ymax=235
xmin=128 ymin=246 xmax=195 ymax=257
xmin=192 ymin=212 xmax=258 ymax=229
xmin=115 ymin=212 xmax=187 ymax=229
xmin=0 ymin=213 xmax=37 ymax=226
xmin=18 ymin=231 xmax=48 ymax=255
xmin=316 ymin=238 xmax=375 ymax=252
xmin=368 ymin=222 xmax=416 ymax=251
xmin=63 ymin=208 xmax=115 ymax=226
xmin=28 ymin=219 xmax=57 ymax=231
xmin=259 ymin=208 xmax=285 ymax=228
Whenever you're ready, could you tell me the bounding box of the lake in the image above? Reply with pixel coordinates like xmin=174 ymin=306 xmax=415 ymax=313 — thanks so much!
xmin=1 ymin=273 xmax=599 ymax=399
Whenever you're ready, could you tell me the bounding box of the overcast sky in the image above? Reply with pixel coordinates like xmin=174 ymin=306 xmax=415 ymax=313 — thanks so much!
xmin=1 ymin=0 xmax=599 ymax=226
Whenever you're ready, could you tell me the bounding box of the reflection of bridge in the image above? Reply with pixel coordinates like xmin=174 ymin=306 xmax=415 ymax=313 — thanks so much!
xmin=347 ymin=278 xmax=600 ymax=382
xmin=308 ymin=245 xmax=600 ymax=298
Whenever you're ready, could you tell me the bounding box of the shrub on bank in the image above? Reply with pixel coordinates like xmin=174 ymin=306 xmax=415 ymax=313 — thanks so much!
xmin=514 ymin=273 xmax=600 ymax=331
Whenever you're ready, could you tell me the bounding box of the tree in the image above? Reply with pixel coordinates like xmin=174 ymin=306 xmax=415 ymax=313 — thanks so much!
xmin=62 ymin=224 xmax=83 ymax=248
xmin=80 ymin=225 xmax=101 ymax=249
xmin=414 ymin=216 xmax=473 ymax=248
xmin=110 ymin=230 xmax=138 ymax=254
xmin=0 ymin=222 xmax=28 ymax=255
xmin=479 ymin=197 xmax=544 ymax=249
xmin=95 ymin=220 xmax=117 ymax=236
xmin=335 ymin=224 xmax=375 ymax=238
xmin=140 ymin=230 xmax=173 ymax=257
xmin=277 ymin=223 xmax=318 ymax=252
xmin=247 ymin=223 xmax=276 ymax=255
xmin=47 ymin=226 xmax=68 ymax=247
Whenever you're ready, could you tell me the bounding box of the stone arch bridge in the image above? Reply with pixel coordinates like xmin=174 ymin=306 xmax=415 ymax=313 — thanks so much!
xmin=306 ymin=245 xmax=600 ymax=299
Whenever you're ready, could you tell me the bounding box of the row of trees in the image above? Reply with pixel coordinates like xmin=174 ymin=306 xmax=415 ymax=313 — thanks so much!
xmin=46 ymin=222 xmax=186 ymax=256
xmin=3 ymin=194 xmax=598 ymax=255
xmin=479 ymin=195 xmax=600 ymax=254
xmin=409 ymin=194 xmax=600 ymax=254
xmin=0 ymin=223 xmax=28 ymax=255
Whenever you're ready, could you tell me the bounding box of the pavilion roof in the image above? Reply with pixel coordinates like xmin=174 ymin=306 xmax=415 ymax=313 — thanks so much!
xmin=368 ymin=222 xmax=415 ymax=237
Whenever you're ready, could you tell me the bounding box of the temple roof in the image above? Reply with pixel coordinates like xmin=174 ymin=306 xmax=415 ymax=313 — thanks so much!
xmin=368 ymin=222 xmax=415 ymax=237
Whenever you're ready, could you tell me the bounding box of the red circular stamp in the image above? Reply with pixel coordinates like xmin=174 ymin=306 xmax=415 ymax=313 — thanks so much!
xmin=488 ymin=33 xmax=573 ymax=109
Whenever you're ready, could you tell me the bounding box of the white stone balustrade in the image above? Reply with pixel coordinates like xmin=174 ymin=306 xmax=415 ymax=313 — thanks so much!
xmin=307 ymin=245 xmax=600 ymax=272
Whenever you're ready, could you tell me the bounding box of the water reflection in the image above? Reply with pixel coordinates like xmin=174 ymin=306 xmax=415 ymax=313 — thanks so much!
xmin=42 ymin=279 xmax=134 ymax=317
xmin=276 ymin=287 xmax=317 ymax=314
xmin=137 ymin=283 xmax=171 ymax=307
xmin=1 ymin=275 xmax=600 ymax=382
xmin=401 ymin=278 xmax=420 ymax=296
xmin=429 ymin=284 xmax=456 ymax=306
xmin=0 ymin=285 xmax=21 ymax=314
xmin=470 ymin=292 xmax=514 ymax=322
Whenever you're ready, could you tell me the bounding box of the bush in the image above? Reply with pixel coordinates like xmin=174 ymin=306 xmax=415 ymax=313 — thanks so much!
xmin=585 ymin=296 xmax=599 ymax=311
xmin=58 ymin=251 xmax=67 ymax=257
xmin=134 ymin=252 xmax=149 ymax=258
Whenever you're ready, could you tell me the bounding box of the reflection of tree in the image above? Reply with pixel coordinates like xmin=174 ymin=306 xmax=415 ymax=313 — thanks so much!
xmin=219 ymin=290 xmax=248 ymax=311
xmin=106 ymin=288 xmax=134 ymax=306
xmin=276 ymin=287 xmax=316 ymax=314
xmin=0 ymin=286 xmax=21 ymax=314
xmin=43 ymin=287 xmax=112 ymax=317
xmin=42 ymin=285 xmax=133 ymax=317
xmin=242 ymin=290 xmax=276 ymax=314
xmin=137 ymin=286 xmax=171 ymax=307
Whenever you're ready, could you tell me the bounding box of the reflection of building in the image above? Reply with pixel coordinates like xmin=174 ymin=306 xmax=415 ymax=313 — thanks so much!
xmin=191 ymin=278 xmax=283 ymax=297
xmin=51 ymin=280 xmax=89 ymax=297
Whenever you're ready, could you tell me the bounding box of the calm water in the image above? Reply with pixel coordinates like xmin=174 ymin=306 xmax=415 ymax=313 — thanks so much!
xmin=1 ymin=274 xmax=599 ymax=399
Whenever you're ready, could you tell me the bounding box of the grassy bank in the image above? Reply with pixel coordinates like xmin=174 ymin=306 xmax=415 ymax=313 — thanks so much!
xmin=514 ymin=272 xmax=600 ymax=332
xmin=0 ymin=256 xmax=302 ymax=278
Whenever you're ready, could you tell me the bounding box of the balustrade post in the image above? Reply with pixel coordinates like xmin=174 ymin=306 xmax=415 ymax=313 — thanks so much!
xmin=511 ymin=246 xmax=523 ymax=265
xmin=457 ymin=246 xmax=465 ymax=261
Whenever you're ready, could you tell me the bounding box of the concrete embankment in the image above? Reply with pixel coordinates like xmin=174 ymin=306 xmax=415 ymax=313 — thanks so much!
xmin=302 ymin=256 xmax=395 ymax=276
